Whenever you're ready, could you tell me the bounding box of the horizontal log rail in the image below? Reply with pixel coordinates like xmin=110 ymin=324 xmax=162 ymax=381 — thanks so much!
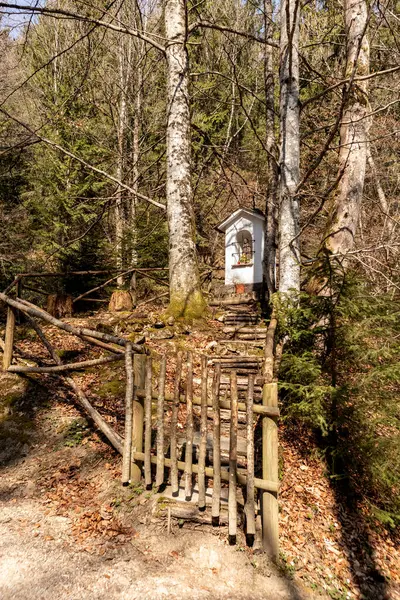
xmin=7 ymin=353 xmax=124 ymax=374
xmin=132 ymin=451 xmax=279 ymax=494
xmin=0 ymin=292 xmax=146 ymax=352
xmin=134 ymin=388 xmax=280 ymax=417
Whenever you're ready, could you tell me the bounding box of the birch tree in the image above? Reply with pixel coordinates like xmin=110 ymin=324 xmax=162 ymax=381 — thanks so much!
xmin=263 ymin=0 xmax=279 ymax=299
xmin=278 ymin=0 xmax=301 ymax=295
xmin=165 ymin=0 xmax=205 ymax=317
xmin=322 ymin=0 xmax=370 ymax=259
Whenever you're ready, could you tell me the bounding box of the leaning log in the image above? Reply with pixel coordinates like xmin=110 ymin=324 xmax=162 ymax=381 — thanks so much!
xmin=23 ymin=315 xmax=123 ymax=454
xmin=0 ymin=292 xmax=143 ymax=351
xmin=8 ymin=354 xmax=124 ymax=374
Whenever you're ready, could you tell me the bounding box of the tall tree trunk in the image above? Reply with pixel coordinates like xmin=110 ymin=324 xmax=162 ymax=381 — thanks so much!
xmin=263 ymin=0 xmax=279 ymax=301
xmin=115 ymin=30 xmax=130 ymax=287
xmin=322 ymin=0 xmax=370 ymax=258
xmin=278 ymin=0 xmax=301 ymax=296
xmin=165 ymin=0 xmax=205 ymax=318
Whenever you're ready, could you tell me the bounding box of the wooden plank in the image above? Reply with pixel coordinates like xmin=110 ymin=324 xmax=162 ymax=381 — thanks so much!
xmin=144 ymin=356 xmax=153 ymax=488
xmin=228 ymin=371 xmax=238 ymax=543
xmin=122 ymin=343 xmax=134 ymax=485
xmin=245 ymin=374 xmax=256 ymax=538
xmin=170 ymin=352 xmax=182 ymax=495
xmin=3 ymin=306 xmax=15 ymax=370
xmin=198 ymin=356 xmax=208 ymax=510
xmin=155 ymin=355 xmax=166 ymax=487
xmin=184 ymin=351 xmax=194 ymax=500
xmin=262 ymin=382 xmax=279 ymax=560
xmin=211 ymin=364 xmax=221 ymax=523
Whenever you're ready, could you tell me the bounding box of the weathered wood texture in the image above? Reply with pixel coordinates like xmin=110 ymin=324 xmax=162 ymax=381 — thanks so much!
xmin=122 ymin=343 xmax=134 ymax=485
xmin=144 ymin=356 xmax=153 ymax=488
xmin=246 ymin=375 xmax=256 ymax=537
xmin=229 ymin=371 xmax=238 ymax=541
xmin=134 ymin=388 xmax=279 ymax=417
xmin=171 ymin=353 xmax=182 ymax=494
xmin=8 ymin=354 xmax=124 ymax=374
xmin=131 ymin=354 xmax=146 ymax=483
xmin=0 ymin=292 xmax=145 ymax=351
xmin=198 ymin=356 xmax=208 ymax=509
xmin=25 ymin=315 xmax=123 ymax=454
xmin=212 ymin=364 xmax=222 ymax=521
xmin=262 ymin=382 xmax=279 ymax=559
xmin=3 ymin=306 xmax=16 ymax=370
xmin=184 ymin=352 xmax=194 ymax=499
xmin=156 ymin=355 xmax=166 ymax=487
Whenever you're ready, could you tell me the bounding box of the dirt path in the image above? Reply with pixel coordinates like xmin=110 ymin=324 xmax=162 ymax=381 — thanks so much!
xmin=0 ymin=497 xmax=307 ymax=600
xmin=0 ymin=376 xmax=321 ymax=600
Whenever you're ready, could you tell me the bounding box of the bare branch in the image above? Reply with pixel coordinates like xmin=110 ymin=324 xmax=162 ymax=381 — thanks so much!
xmin=0 ymin=108 xmax=166 ymax=211
xmin=0 ymin=3 xmax=166 ymax=54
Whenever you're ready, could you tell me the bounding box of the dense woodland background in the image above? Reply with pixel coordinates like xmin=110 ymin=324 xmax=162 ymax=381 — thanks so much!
xmin=0 ymin=0 xmax=399 ymax=541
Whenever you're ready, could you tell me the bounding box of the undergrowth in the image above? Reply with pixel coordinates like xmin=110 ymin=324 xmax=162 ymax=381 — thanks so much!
xmin=275 ymin=274 xmax=400 ymax=529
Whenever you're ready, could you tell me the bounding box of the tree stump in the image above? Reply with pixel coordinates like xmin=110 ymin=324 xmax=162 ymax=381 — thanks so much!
xmin=109 ymin=290 xmax=133 ymax=312
xmin=46 ymin=294 xmax=73 ymax=318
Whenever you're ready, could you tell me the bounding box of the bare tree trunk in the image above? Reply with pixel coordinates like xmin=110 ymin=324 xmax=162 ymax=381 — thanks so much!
xmin=322 ymin=0 xmax=370 ymax=258
xmin=263 ymin=0 xmax=279 ymax=300
xmin=116 ymin=29 xmax=130 ymax=287
xmin=165 ymin=0 xmax=205 ymax=318
xmin=130 ymin=42 xmax=143 ymax=302
xmin=278 ymin=0 xmax=301 ymax=296
xmin=367 ymin=145 xmax=395 ymax=240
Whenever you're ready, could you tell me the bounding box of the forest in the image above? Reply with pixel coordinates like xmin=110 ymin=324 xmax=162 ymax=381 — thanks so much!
xmin=0 ymin=0 xmax=399 ymax=599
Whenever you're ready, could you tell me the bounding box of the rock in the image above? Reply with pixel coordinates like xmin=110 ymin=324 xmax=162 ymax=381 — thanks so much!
xmin=153 ymin=321 xmax=165 ymax=329
xmin=167 ymin=316 xmax=175 ymax=326
xmin=109 ymin=290 xmax=134 ymax=312
xmin=0 ymin=373 xmax=30 ymax=416
xmin=148 ymin=329 xmax=174 ymax=340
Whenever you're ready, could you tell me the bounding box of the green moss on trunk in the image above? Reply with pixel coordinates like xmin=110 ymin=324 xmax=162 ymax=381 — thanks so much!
xmin=167 ymin=289 xmax=207 ymax=320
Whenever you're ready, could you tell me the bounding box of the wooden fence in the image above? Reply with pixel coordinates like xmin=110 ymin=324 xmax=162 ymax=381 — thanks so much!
xmin=4 ymin=268 xmax=170 ymax=309
xmin=0 ymin=291 xmax=279 ymax=559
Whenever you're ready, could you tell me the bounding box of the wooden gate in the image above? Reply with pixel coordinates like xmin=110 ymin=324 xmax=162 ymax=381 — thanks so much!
xmin=123 ymin=352 xmax=279 ymax=556
xmin=0 ymin=289 xmax=279 ymax=559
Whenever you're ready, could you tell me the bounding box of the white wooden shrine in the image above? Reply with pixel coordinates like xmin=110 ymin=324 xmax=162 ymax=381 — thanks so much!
xmin=216 ymin=208 xmax=265 ymax=287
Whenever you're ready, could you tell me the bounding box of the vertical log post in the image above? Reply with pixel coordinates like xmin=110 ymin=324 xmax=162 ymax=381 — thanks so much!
xmin=122 ymin=343 xmax=134 ymax=485
xmin=15 ymin=279 xmax=22 ymax=324
xmin=211 ymin=364 xmax=221 ymax=525
xmin=198 ymin=355 xmax=208 ymax=510
xmin=262 ymin=381 xmax=279 ymax=560
xmin=171 ymin=352 xmax=182 ymax=495
xmin=3 ymin=306 xmax=16 ymax=370
xmin=228 ymin=370 xmax=238 ymax=544
xmin=155 ymin=355 xmax=166 ymax=488
xmin=245 ymin=374 xmax=256 ymax=543
xmin=144 ymin=356 xmax=153 ymax=489
xmin=131 ymin=353 xmax=146 ymax=484
xmin=184 ymin=351 xmax=194 ymax=500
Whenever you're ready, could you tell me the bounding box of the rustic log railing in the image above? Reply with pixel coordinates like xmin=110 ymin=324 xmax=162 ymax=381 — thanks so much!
xmin=3 ymin=268 xmax=170 ymax=307
xmin=0 ymin=290 xmax=280 ymax=558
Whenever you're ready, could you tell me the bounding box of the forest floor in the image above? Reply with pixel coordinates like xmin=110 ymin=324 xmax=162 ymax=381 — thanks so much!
xmin=0 ymin=307 xmax=399 ymax=600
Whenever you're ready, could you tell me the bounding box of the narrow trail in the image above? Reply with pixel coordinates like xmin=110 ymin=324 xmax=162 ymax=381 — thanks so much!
xmin=0 ymin=369 xmax=318 ymax=600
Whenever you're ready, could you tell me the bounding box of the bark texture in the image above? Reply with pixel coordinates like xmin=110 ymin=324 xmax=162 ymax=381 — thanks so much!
xmin=263 ymin=0 xmax=279 ymax=299
xmin=278 ymin=0 xmax=301 ymax=295
xmin=323 ymin=0 xmax=370 ymax=257
xmin=165 ymin=0 xmax=205 ymax=318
